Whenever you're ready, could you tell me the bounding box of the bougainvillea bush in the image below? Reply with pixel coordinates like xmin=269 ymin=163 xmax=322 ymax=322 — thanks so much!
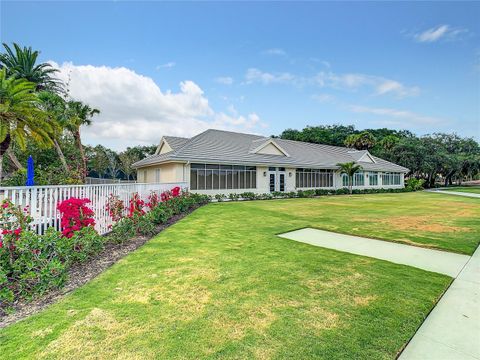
xmin=106 ymin=194 xmax=125 ymax=222
xmin=57 ymin=198 xmax=96 ymax=238
xmin=128 ymin=192 xmax=145 ymax=218
xmin=109 ymin=191 xmax=208 ymax=243
xmin=1 ymin=198 xmax=103 ymax=312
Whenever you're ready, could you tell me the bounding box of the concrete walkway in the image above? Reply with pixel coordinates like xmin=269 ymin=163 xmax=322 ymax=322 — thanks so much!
xmin=278 ymin=228 xmax=479 ymax=359
xmin=426 ymin=189 xmax=480 ymax=199
xmin=278 ymin=228 xmax=469 ymax=277
xmin=400 ymin=246 xmax=480 ymax=360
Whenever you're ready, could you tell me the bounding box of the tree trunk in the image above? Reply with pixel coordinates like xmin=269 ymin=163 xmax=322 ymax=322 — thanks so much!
xmin=54 ymin=138 xmax=69 ymax=173
xmin=0 ymin=153 xmax=3 ymax=185
xmin=7 ymin=148 xmax=24 ymax=170
xmin=349 ymin=175 xmax=353 ymax=194
xmin=74 ymin=128 xmax=87 ymax=181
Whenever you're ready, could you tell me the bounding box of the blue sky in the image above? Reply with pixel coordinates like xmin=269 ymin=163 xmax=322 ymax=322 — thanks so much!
xmin=2 ymin=1 xmax=479 ymax=149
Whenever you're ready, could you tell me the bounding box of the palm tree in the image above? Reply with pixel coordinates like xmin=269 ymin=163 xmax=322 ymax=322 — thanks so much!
xmin=0 ymin=69 xmax=54 ymax=183
xmin=0 ymin=43 xmax=62 ymax=92
xmin=336 ymin=161 xmax=363 ymax=194
xmin=38 ymin=91 xmax=69 ymax=172
xmin=344 ymin=131 xmax=376 ymax=150
xmin=65 ymin=101 xmax=100 ymax=180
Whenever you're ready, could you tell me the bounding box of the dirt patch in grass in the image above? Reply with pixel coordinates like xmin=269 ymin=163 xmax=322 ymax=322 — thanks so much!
xmin=305 ymin=307 xmax=339 ymax=332
xmin=380 ymin=215 xmax=471 ymax=233
xmin=40 ymin=308 xmax=149 ymax=359
xmin=0 ymin=206 xmax=202 ymax=329
xmin=353 ymin=295 xmax=377 ymax=306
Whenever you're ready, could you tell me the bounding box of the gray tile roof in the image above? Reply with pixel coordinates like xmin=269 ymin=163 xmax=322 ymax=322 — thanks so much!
xmin=133 ymin=129 xmax=409 ymax=172
xmin=163 ymin=136 xmax=189 ymax=150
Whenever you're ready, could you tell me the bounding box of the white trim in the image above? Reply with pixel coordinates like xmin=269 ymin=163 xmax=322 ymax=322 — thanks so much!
xmin=250 ymin=139 xmax=290 ymax=157
xmin=358 ymin=152 xmax=376 ymax=164
xmin=155 ymin=137 xmax=173 ymax=155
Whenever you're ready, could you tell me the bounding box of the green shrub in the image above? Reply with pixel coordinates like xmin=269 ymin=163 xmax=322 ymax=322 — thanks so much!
xmin=148 ymin=205 xmax=171 ymax=225
xmin=109 ymin=217 xmax=136 ymax=243
xmin=406 ymin=178 xmax=425 ymax=191
xmin=136 ymin=213 xmax=158 ymax=237
xmin=214 ymin=194 xmax=226 ymax=202
xmin=0 ymin=229 xmax=68 ymax=309
xmin=335 ymin=188 xmax=349 ymax=195
xmin=297 ymin=190 xmax=315 ymax=198
xmin=240 ymin=192 xmax=256 ymax=200
xmin=228 ymin=193 xmax=239 ymax=201
xmin=60 ymin=226 xmax=104 ymax=263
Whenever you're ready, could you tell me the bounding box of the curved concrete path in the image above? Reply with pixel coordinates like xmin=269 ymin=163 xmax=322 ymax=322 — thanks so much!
xmin=426 ymin=189 xmax=480 ymax=199
xmin=278 ymin=228 xmax=479 ymax=360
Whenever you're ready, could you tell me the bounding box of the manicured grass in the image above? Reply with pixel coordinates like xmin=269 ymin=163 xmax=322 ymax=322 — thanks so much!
xmin=442 ymin=186 xmax=480 ymax=194
xmin=2 ymin=192 xmax=477 ymax=359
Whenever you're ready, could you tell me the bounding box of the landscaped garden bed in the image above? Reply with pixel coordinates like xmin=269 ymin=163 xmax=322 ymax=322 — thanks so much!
xmin=0 ymin=188 xmax=209 ymax=321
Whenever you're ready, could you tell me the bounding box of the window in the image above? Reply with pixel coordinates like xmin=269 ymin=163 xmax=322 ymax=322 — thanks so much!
xmin=368 ymin=172 xmax=378 ymax=186
xmin=381 ymin=172 xmax=401 ymax=186
xmin=155 ymin=169 xmax=161 ymax=183
xmin=353 ymin=172 xmax=364 ymax=186
xmin=143 ymin=170 xmax=147 ymax=182
xmin=190 ymin=163 xmax=257 ymax=190
xmin=342 ymin=173 xmax=350 ymax=187
xmin=296 ymin=168 xmax=334 ymax=188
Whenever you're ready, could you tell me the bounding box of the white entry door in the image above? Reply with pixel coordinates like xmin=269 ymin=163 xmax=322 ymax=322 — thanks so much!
xmin=268 ymin=168 xmax=286 ymax=192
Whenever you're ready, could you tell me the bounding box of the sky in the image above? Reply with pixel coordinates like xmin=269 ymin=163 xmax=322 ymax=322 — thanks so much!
xmin=1 ymin=1 xmax=479 ymax=150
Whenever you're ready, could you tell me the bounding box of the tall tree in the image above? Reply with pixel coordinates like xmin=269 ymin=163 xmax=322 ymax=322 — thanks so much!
xmin=88 ymin=145 xmax=109 ymax=178
xmin=0 ymin=69 xmax=54 ymax=183
xmin=106 ymin=149 xmax=120 ymax=179
xmin=38 ymin=91 xmax=69 ymax=172
xmin=0 ymin=43 xmax=62 ymax=92
xmin=119 ymin=149 xmax=140 ymax=180
xmin=344 ymin=131 xmax=376 ymax=150
xmin=65 ymin=101 xmax=99 ymax=181
xmin=336 ymin=161 xmax=363 ymax=194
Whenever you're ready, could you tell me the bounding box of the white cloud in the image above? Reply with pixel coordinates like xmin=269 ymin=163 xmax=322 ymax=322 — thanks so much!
xmin=263 ymin=48 xmax=287 ymax=56
xmin=311 ymin=93 xmax=335 ymax=103
xmin=245 ymin=68 xmax=297 ymax=85
xmin=215 ymin=76 xmax=234 ymax=85
xmin=349 ymin=105 xmax=445 ymax=126
xmin=413 ymin=25 xmax=468 ymax=43
xmin=156 ymin=62 xmax=176 ymax=69
xmin=51 ymin=61 xmax=266 ymax=150
xmin=245 ymin=67 xmax=419 ymax=98
xmin=314 ymin=72 xmax=419 ymax=98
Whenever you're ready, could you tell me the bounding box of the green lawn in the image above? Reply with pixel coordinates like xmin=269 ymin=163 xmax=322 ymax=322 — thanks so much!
xmin=1 ymin=192 xmax=478 ymax=359
xmin=443 ymin=186 xmax=480 ymax=194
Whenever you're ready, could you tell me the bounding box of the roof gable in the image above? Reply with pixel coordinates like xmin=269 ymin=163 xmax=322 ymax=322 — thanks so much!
xmin=157 ymin=138 xmax=172 ymax=154
xmin=250 ymin=139 xmax=289 ymax=157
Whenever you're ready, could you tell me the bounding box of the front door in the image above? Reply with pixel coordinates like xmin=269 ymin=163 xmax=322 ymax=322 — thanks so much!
xmin=268 ymin=168 xmax=286 ymax=192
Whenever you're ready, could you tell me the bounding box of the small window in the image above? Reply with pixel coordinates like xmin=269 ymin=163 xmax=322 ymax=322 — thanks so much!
xmin=143 ymin=170 xmax=147 ymax=182
xmin=155 ymin=169 xmax=161 ymax=183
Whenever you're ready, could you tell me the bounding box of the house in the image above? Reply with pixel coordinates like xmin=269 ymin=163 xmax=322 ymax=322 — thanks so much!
xmin=133 ymin=129 xmax=408 ymax=194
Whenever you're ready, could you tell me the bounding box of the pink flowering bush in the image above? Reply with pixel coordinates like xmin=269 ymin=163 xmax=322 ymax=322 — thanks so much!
xmin=0 ymin=199 xmax=33 ymax=264
xmin=106 ymin=194 xmax=125 ymax=222
xmin=146 ymin=191 xmax=160 ymax=210
xmin=128 ymin=192 xmax=145 ymax=218
xmin=57 ymin=198 xmax=96 ymax=238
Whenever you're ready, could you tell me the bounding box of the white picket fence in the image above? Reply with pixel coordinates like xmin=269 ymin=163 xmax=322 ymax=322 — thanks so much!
xmin=0 ymin=182 xmax=188 ymax=235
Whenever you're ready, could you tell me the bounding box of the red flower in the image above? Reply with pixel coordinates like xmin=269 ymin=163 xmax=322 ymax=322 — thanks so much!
xmin=57 ymin=197 xmax=97 ymax=238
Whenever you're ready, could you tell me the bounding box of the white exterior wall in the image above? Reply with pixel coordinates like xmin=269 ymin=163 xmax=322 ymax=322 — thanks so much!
xmin=139 ymin=162 xmax=405 ymax=195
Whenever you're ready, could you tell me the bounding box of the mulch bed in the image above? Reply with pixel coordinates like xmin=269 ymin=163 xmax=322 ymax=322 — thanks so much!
xmin=0 ymin=205 xmax=201 ymax=328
